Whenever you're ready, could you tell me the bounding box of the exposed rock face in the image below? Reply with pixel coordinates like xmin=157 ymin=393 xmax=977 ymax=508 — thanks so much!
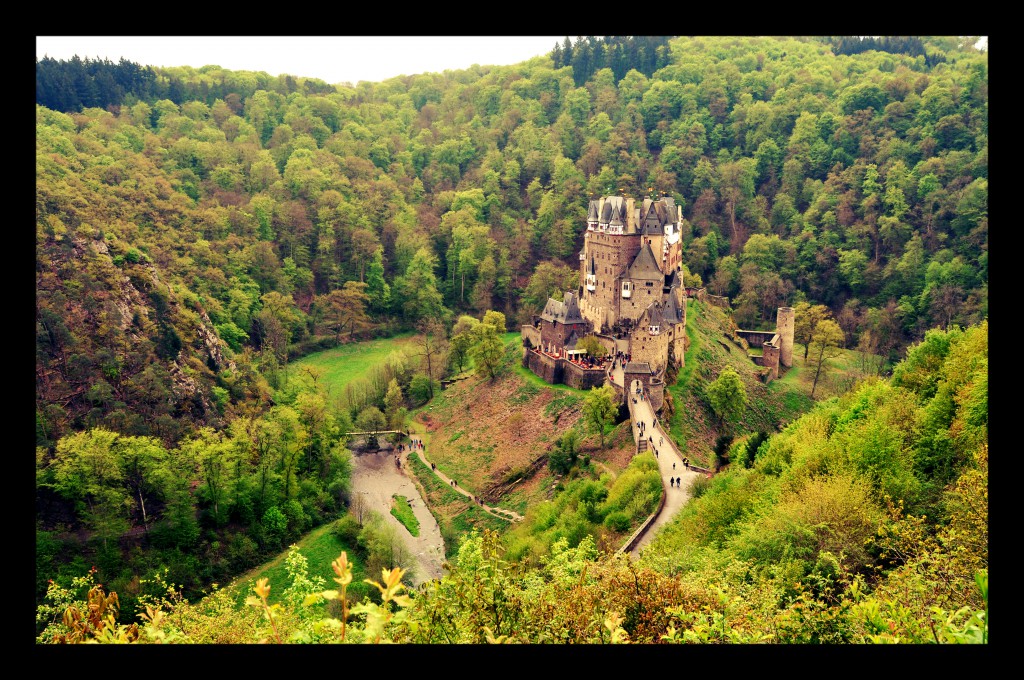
xmin=68 ymin=235 xmax=229 ymax=424
xmin=196 ymin=308 xmax=235 ymax=373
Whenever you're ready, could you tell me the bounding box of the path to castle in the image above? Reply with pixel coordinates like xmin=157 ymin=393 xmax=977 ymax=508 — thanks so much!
xmin=624 ymin=379 xmax=705 ymax=559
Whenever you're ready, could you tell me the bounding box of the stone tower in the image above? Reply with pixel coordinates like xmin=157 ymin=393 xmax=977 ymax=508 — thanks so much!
xmin=777 ymin=306 xmax=795 ymax=368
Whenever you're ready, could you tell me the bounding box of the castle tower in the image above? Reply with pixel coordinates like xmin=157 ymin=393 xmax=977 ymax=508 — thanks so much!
xmin=777 ymin=306 xmax=795 ymax=368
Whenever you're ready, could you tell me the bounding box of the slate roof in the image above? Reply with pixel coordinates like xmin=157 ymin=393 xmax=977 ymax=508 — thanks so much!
xmin=662 ymin=292 xmax=683 ymax=325
xmin=650 ymin=302 xmax=666 ymax=326
xmin=627 ymin=242 xmax=662 ymax=280
xmin=623 ymin=361 xmax=653 ymax=374
xmin=540 ymin=291 xmax=586 ymax=325
xmin=561 ymin=291 xmax=585 ymax=324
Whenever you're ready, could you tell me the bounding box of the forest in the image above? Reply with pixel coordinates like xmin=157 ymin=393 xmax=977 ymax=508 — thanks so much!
xmin=35 ymin=35 xmax=987 ymax=644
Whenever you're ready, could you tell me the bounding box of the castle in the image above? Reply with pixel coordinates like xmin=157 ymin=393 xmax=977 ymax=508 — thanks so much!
xmin=521 ymin=194 xmax=688 ymax=401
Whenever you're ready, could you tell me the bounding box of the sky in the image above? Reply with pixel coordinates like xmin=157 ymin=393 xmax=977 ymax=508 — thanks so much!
xmin=36 ymin=36 xmax=567 ymax=85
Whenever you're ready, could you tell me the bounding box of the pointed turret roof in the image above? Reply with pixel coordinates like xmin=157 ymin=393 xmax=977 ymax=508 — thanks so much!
xmin=662 ymin=291 xmax=683 ymax=325
xmin=588 ymin=199 xmax=599 ymax=222
xmin=645 ymin=302 xmax=665 ymax=327
xmin=641 ymin=199 xmax=667 ymax=235
xmin=561 ymin=291 xmax=585 ymax=325
xmin=627 ymin=242 xmax=662 ymax=280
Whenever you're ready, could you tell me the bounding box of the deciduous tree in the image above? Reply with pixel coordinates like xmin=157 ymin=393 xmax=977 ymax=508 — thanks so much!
xmin=583 ymin=385 xmax=617 ymax=449
xmin=707 ymin=368 xmax=747 ymax=432
xmin=808 ymin=319 xmax=845 ymax=398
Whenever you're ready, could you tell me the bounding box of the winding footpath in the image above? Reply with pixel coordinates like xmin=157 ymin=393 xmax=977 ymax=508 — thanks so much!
xmin=348 ymin=432 xmax=524 ymax=588
xmin=405 ymin=436 xmax=525 ymax=522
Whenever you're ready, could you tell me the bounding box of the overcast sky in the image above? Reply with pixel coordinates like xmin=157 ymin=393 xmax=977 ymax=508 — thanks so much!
xmin=36 ymin=36 xmax=567 ymax=86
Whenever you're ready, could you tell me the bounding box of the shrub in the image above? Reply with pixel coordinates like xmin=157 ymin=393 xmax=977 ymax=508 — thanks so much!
xmin=690 ymin=475 xmax=711 ymax=499
xmin=604 ymin=511 xmax=630 ymax=532
xmin=332 ymin=515 xmax=362 ymax=545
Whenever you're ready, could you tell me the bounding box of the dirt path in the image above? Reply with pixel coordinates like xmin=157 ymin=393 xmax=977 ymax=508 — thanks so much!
xmin=406 ymin=437 xmax=523 ymax=522
xmin=349 ymin=450 xmax=445 ymax=587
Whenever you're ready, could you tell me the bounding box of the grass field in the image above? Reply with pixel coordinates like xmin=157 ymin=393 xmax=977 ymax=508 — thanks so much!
xmin=780 ymin=342 xmax=890 ymax=400
xmin=223 ymin=522 xmax=372 ymax=608
xmin=291 ymin=332 xmax=419 ymax=395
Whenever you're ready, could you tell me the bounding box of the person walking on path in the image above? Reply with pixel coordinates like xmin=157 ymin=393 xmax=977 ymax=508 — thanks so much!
xmin=670 ymin=477 xmax=674 ymax=487
xmin=672 ymin=462 xmax=675 ymax=470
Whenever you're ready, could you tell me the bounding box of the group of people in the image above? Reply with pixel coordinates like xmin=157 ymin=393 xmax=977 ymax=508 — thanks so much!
xmin=669 ymin=476 xmax=683 ymax=488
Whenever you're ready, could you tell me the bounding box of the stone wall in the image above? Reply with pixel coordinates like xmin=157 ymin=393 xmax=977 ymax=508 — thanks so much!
xmin=521 ymin=324 xmax=541 ymax=350
xmin=762 ymin=342 xmax=780 ymax=380
xmin=563 ymin=361 xmax=607 ymax=390
xmin=594 ymin=333 xmax=618 ymax=356
xmin=629 ymin=324 xmax=670 ymax=374
xmin=579 ymin=231 xmax=641 ymax=330
xmin=705 ymin=293 xmax=730 ymax=308
xmin=620 ymin=279 xmax=662 ymax=323
xmin=524 ymin=349 xmax=561 ymax=384
xmin=524 ymin=348 xmax=606 ymax=391
xmin=673 ymin=333 xmax=686 ymax=368
xmin=736 ymin=329 xmax=777 ymax=348
xmin=647 ymin=379 xmax=665 ymax=412
xmin=777 ymin=306 xmax=795 ymax=368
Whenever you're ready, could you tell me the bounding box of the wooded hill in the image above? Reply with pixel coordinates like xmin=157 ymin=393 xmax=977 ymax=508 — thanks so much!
xmin=36 ymin=35 xmax=987 ymax=448
xmin=36 ymin=35 xmax=988 ymax=643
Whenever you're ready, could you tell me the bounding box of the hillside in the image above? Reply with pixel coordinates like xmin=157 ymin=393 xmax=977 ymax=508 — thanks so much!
xmin=35 ymin=34 xmax=987 ymax=645
xmin=407 ymin=343 xmax=636 ymax=531
xmin=665 ymin=298 xmax=817 ymax=466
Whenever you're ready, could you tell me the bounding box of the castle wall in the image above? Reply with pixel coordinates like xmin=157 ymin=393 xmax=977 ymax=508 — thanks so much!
xmin=663 ymin=240 xmax=682 ymax=274
xmin=672 ymin=332 xmax=686 ymax=368
xmin=521 ymin=324 xmax=541 ymax=350
xmin=594 ymin=333 xmax=618 ymax=356
xmin=647 ymin=380 xmax=665 ymax=412
xmin=580 ymin=298 xmax=608 ymax=333
xmin=524 ymin=349 xmax=562 ymax=384
xmin=629 ymin=326 xmax=671 ymax=375
xmin=777 ymin=306 xmax=795 ymax=368
xmin=562 ymin=362 xmax=607 ymax=390
xmin=538 ymin=319 xmax=589 ymax=352
xmin=762 ymin=342 xmax=780 ymax=380
xmin=736 ymin=330 xmax=777 ymax=348
xmin=580 ymin=231 xmax=641 ymax=331
xmin=620 ymin=279 xmax=662 ymax=323
xmin=705 ymin=293 xmax=730 ymax=308
xmin=524 ymin=348 xmax=606 ymax=390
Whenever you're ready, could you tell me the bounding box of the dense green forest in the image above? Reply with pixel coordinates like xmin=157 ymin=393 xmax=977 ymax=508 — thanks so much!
xmin=35 ymin=35 xmax=987 ymax=643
